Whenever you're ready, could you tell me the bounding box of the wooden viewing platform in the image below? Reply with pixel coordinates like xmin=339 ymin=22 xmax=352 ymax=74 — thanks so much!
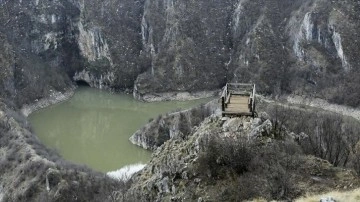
xmin=221 ymin=83 xmax=256 ymax=117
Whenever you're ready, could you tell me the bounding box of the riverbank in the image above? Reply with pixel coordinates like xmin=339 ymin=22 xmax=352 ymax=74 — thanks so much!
xmin=20 ymin=87 xmax=76 ymax=117
xmin=133 ymin=90 xmax=220 ymax=102
xmin=286 ymin=95 xmax=360 ymax=121
xmin=257 ymin=94 xmax=360 ymax=121
xmin=20 ymin=86 xmax=219 ymax=119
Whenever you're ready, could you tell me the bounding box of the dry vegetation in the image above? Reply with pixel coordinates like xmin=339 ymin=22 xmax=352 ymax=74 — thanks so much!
xmin=265 ymin=105 xmax=360 ymax=175
xmin=194 ymin=104 xmax=360 ymax=201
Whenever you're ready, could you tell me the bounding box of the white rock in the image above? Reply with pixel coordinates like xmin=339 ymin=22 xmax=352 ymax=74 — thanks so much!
xmin=320 ymin=196 xmax=336 ymax=202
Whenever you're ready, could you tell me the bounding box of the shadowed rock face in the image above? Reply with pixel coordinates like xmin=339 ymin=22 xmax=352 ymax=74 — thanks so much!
xmin=0 ymin=0 xmax=145 ymax=107
xmin=0 ymin=0 xmax=360 ymax=107
xmin=0 ymin=0 xmax=79 ymax=107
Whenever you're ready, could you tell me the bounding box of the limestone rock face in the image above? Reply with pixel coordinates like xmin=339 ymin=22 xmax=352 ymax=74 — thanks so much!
xmin=1 ymin=0 xmax=360 ymax=107
xmin=0 ymin=0 xmax=78 ymax=106
xmin=134 ymin=0 xmax=234 ymax=96
xmin=134 ymin=0 xmax=360 ymax=106
xmin=228 ymin=0 xmax=360 ymax=103
xmin=0 ymin=0 xmax=145 ymax=107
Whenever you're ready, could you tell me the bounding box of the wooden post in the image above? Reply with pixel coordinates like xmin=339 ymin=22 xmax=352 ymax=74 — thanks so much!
xmin=249 ymin=98 xmax=252 ymax=112
xmin=221 ymin=97 xmax=225 ymax=112
xmin=252 ymin=84 xmax=256 ymax=117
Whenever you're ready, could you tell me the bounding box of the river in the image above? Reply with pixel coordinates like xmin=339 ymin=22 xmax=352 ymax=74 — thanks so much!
xmin=29 ymin=87 xmax=211 ymax=172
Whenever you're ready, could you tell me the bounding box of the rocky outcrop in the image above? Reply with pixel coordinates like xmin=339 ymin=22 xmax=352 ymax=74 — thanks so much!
xmin=130 ymin=99 xmax=220 ymax=150
xmin=72 ymin=0 xmax=146 ymax=90
xmin=126 ymin=115 xmax=360 ymax=201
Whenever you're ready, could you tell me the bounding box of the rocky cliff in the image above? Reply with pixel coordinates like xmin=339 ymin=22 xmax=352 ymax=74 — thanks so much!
xmin=130 ymin=100 xmax=219 ymax=150
xmin=1 ymin=0 xmax=359 ymax=106
xmin=0 ymin=0 xmax=145 ymax=107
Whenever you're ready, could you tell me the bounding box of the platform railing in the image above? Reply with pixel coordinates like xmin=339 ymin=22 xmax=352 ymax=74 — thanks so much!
xmin=221 ymin=83 xmax=256 ymax=117
xmin=221 ymin=83 xmax=229 ymax=111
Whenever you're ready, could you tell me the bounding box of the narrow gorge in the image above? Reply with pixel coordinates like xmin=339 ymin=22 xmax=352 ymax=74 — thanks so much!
xmin=0 ymin=0 xmax=360 ymax=201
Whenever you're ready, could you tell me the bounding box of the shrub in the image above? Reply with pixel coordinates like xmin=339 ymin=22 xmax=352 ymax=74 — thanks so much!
xmin=156 ymin=125 xmax=170 ymax=146
xmin=350 ymin=141 xmax=360 ymax=176
xmin=264 ymin=104 xmax=360 ymax=169
xmin=178 ymin=113 xmax=191 ymax=136
xmin=197 ymin=134 xmax=253 ymax=178
xmin=196 ymin=129 xmax=304 ymax=200
xmin=190 ymin=104 xmax=211 ymax=126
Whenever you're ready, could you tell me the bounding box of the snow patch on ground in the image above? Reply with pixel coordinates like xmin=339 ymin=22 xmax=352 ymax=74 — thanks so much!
xmin=107 ymin=164 xmax=146 ymax=182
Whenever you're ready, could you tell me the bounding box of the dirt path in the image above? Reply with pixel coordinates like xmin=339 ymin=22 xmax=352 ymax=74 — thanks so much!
xmin=258 ymin=95 xmax=360 ymax=121
xmin=286 ymin=95 xmax=360 ymax=121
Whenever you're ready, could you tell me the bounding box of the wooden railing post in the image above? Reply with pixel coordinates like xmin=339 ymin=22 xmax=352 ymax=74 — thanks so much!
xmin=221 ymin=97 xmax=225 ymax=112
xmin=221 ymin=82 xmax=257 ymax=117
xmin=252 ymin=85 xmax=256 ymax=109
xmin=252 ymin=84 xmax=256 ymax=116
xmin=225 ymin=83 xmax=228 ymax=97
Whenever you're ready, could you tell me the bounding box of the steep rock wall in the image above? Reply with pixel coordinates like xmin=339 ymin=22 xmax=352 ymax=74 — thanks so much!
xmin=228 ymin=0 xmax=360 ymax=105
xmin=133 ymin=0 xmax=360 ymax=105
xmin=1 ymin=0 xmax=359 ymax=107
xmin=0 ymin=0 xmax=145 ymax=107
xmin=0 ymin=0 xmax=79 ymax=107
xmin=73 ymin=0 xmax=146 ymax=90
xmin=134 ymin=0 xmax=236 ymax=97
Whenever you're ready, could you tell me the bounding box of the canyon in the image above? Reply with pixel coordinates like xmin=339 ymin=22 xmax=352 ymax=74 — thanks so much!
xmin=0 ymin=0 xmax=360 ymax=201
xmin=0 ymin=0 xmax=359 ymax=106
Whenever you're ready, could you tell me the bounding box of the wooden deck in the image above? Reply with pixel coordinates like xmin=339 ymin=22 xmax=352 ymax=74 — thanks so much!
xmin=221 ymin=83 xmax=256 ymax=117
xmin=223 ymin=94 xmax=252 ymax=116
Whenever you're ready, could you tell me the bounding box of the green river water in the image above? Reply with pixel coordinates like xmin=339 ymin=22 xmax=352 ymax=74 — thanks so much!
xmin=29 ymin=87 xmax=210 ymax=172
